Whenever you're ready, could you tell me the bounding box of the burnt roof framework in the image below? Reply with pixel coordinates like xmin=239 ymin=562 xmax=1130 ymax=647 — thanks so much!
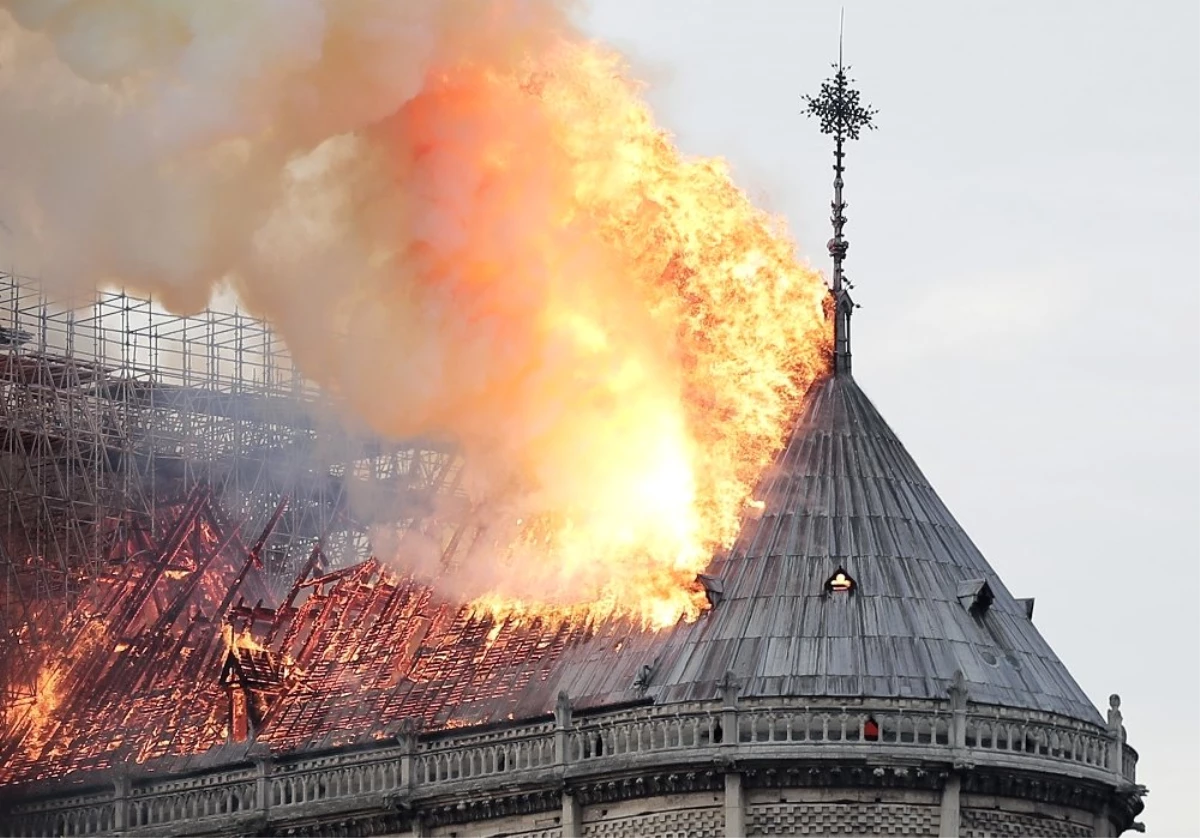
xmin=0 ymin=273 xmax=468 ymax=714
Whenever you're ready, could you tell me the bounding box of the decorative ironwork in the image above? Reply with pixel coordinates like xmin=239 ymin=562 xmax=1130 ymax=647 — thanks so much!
xmin=803 ymin=27 xmax=876 ymax=376
xmin=803 ymin=67 xmax=878 ymax=143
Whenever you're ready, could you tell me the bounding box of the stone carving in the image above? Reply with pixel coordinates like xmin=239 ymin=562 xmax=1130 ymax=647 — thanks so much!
xmin=961 ymin=808 xmax=1091 ymax=837
xmin=717 ymin=670 xmax=741 ymax=708
xmin=556 ymin=690 xmax=573 ymax=727
xmin=583 ymin=806 xmax=722 ymax=838
xmin=948 ymin=669 xmax=969 ymax=711
xmin=1107 ymin=694 xmax=1125 ymax=739
xmin=747 ymin=802 xmax=938 ymax=836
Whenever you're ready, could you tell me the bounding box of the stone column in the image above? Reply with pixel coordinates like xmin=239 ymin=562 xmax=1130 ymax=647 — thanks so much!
xmin=717 ymin=671 xmax=744 ymax=837
xmin=948 ymin=670 xmax=968 ymax=751
xmin=561 ymin=787 xmax=582 ymax=838
xmin=724 ymin=771 xmax=746 ymax=838
xmin=253 ymin=754 xmax=273 ymax=819
xmin=938 ymin=773 xmax=961 ymax=838
xmin=555 ymin=690 xmax=573 ymax=766
xmin=718 ymin=670 xmax=741 ymax=748
xmin=939 ymin=670 xmax=970 ymax=837
xmin=112 ymin=772 xmax=131 ymax=834
xmin=397 ymin=719 xmax=417 ymax=791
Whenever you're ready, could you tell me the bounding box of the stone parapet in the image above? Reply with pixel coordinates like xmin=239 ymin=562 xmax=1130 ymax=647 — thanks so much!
xmin=0 ymin=696 xmax=1142 ymax=837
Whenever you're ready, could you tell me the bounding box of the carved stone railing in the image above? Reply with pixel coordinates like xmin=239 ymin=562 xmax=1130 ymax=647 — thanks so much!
xmin=0 ymin=698 xmax=1138 ymax=837
xmin=569 ymin=703 xmax=722 ymax=763
xmin=1121 ymin=744 xmax=1139 ymax=783
xmin=2 ymin=789 xmax=114 ymax=838
xmin=125 ymin=765 xmax=258 ymax=832
xmin=414 ymin=722 xmax=558 ymax=785
xmin=266 ymin=745 xmax=407 ymax=813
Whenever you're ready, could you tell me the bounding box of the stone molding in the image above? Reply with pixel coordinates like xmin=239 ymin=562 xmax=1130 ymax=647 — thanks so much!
xmin=0 ymin=696 xmax=1142 ymax=837
xmin=747 ymin=800 xmax=941 ymax=837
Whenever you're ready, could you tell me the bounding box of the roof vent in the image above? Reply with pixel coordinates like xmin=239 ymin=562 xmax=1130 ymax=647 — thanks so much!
xmin=825 ymin=568 xmax=856 ymax=595
xmin=1016 ymin=597 xmax=1035 ymax=620
xmin=957 ymin=578 xmax=994 ymax=615
xmin=697 ymin=574 xmax=724 ymax=608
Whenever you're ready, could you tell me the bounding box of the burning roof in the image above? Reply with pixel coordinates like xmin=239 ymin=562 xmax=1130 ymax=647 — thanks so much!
xmin=0 ymin=370 xmax=1106 ymax=794
xmin=0 ymin=484 xmax=659 ymax=789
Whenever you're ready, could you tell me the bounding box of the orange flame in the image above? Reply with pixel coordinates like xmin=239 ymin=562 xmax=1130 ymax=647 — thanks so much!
xmin=225 ymin=625 xmax=268 ymax=654
xmin=357 ymin=43 xmax=832 ymax=626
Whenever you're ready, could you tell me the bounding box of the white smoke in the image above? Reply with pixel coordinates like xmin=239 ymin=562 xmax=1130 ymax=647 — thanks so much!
xmin=0 ymin=0 xmax=571 ymax=307
xmin=0 ymin=1 xmax=831 ymax=617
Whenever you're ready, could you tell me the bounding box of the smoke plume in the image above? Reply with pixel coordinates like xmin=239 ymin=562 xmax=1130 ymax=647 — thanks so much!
xmin=0 ymin=0 xmax=831 ymax=624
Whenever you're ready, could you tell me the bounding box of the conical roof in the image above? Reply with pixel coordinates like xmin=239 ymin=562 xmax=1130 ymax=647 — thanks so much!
xmin=637 ymin=371 xmax=1103 ymax=725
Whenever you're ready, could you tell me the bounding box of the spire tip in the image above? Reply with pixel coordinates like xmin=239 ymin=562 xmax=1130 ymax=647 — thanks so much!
xmin=802 ymin=21 xmax=876 ymax=376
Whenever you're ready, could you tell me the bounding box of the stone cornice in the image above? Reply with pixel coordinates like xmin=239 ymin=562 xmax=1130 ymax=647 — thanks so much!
xmin=419 ymin=788 xmax=561 ymax=829
xmin=742 ymin=761 xmax=948 ymax=793
xmin=571 ymin=769 xmax=725 ymax=807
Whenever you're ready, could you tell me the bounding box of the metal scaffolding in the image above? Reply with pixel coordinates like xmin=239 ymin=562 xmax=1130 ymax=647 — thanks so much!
xmin=0 ymin=272 xmax=466 ymax=712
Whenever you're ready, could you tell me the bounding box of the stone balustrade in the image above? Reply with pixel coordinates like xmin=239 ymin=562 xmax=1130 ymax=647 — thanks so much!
xmin=267 ymin=747 xmax=406 ymax=810
xmin=415 ymin=729 xmax=557 ymax=784
xmin=2 ymin=790 xmax=114 ymax=837
xmin=0 ymin=698 xmax=1139 ymax=837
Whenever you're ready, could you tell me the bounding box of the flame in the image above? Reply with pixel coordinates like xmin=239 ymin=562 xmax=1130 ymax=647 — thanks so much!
xmin=14 ymin=620 xmax=107 ymax=758
xmin=0 ymin=3 xmax=832 ymax=628
xmin=225 ymin=625 xmax=268 ymax=654
xmin=20 ymin=666 xmax=65 ymax=749
xmin=369 ymin=44 xmax=831 ymax=626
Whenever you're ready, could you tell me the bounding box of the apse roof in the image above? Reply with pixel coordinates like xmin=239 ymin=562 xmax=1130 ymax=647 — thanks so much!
xmin=620 ymin=371 xmax=1104 ymax=725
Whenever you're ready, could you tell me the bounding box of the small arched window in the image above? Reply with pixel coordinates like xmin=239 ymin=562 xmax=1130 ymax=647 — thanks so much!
xmin=825 ymin=567 xmax=856 ymax=594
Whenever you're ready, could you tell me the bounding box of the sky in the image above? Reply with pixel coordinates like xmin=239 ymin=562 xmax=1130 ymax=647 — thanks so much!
xmin=578 ymin=0 xmax=1199 ymax=834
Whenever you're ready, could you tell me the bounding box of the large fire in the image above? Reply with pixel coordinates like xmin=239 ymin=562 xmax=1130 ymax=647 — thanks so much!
xmin=0 ymin=2 xmax=831 ymax=627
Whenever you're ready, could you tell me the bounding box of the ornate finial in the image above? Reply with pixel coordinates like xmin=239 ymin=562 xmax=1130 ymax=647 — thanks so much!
xmin=948 ymin=669 xmax=969 ymax=712
xmin=717 ymin=669 xmax=741 ymax=708
xmin=803 ymin=16 xmax=877 ymax=376
xmin=555 ymin=690 xmax=573 ymax=727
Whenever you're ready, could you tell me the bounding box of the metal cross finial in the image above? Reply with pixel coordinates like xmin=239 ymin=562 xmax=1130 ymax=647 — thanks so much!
xmin=803 ymin=16 xmax=877 ymax=376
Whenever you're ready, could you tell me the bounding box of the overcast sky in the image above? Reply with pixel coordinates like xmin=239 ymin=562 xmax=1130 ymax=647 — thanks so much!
xmin=579 ymin=1 xmax=1199 ymax=833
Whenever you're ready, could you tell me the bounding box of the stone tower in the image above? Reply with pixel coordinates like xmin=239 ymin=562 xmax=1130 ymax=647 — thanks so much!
xmin=0 ymin=58 xmax=1146 ymax=838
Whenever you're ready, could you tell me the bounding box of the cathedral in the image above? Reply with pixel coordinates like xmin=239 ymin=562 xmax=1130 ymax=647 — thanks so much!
xmin=0 ymin=63 xmax=1145 ymax=838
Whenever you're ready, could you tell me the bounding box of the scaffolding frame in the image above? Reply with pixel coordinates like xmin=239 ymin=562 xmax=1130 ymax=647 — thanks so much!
xmin=0 ymin=272 xmax=466 ymax=710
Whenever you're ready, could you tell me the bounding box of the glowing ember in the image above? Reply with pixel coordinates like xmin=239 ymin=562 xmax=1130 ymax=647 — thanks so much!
xmin=0 ymin=2 xmax=832 ymax=627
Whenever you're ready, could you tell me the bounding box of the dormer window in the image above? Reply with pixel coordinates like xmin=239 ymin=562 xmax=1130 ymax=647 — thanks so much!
xmin=826 ymin=568 xmax=856 ymax=594
xmin=957 ymin=578 xmax=994 ymax=615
